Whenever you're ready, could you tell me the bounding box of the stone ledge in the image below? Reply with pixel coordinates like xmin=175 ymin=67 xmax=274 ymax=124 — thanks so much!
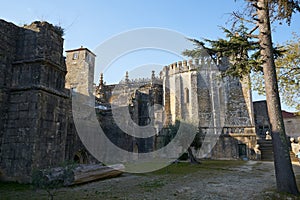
xmin=10 ymin=85 xmax=69 ymax=99
xmin=12 ymin=58 xmax=66 ymax=73
xmin=227 ymin=133 xmax=257 ymax=137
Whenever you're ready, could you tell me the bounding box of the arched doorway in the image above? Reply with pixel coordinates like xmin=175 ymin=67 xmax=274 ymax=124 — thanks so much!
xmin=73 ymin=150 xmax=88 ymax=164
xmin=133 ymin=143 xmax=139 ymax=160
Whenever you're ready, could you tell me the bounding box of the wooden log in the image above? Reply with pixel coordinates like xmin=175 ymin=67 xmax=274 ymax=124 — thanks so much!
xmin=35 ymin=164 xmax=125 ymax=186
xmin=71 ymin=164 xmax=125 ymax=185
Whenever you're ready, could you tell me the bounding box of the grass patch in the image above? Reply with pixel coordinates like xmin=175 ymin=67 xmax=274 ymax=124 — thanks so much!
xmin=0 ymin=160 xmax=250 ymax=200
xmin=0 ymin=181 xmax=31 ymax=191
xmin=138 ymin=179 xmax=165 ymax=192
xmin=144 ymin=160 xmax=246 ymax=175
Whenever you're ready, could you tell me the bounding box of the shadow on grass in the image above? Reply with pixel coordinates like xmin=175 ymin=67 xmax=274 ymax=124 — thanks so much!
xmin=140 ymin=160 xmax=247 ymax=176
xmin=0 ymin=160 xmax=249 ymax=200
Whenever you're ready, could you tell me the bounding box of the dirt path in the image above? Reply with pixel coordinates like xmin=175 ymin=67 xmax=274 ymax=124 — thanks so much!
xmin=80 ymin=161 xmax=277 ymax=200
xmin=2 ymin=161 xmax=300 ymax=199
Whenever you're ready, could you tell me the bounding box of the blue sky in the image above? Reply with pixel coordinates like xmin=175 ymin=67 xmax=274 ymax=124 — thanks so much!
xmin=1 ymin=0 xmax=299 ymax=111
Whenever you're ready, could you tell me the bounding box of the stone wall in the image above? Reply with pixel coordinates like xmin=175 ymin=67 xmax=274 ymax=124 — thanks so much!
xmin=284 ymin=116 xmax=300 ymax=138
xmin=2 ymin=90 xmax=69 ymax=181
xmin=0 ymin=20 xmax=74 ymax=182
xmin=94 ymin=81 xmax=163 ymax=154
xmin=253 ymin=100 xmax=271 ymax=138
xmin=0 ymin=20 xmax=20 ymax=178
xmin=209 ymin=134 xmax=257 ymax=160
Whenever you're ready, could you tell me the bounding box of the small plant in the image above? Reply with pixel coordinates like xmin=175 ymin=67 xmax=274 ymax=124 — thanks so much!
xmin=31 ymin=161 xmax=77 ymax=200
xmin=32 ymin=168 xmax=62 ymax=200
xmin=53 ymin=25 xmax=64 ymax=36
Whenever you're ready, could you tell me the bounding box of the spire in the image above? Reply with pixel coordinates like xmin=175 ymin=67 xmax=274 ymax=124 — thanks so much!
xmin=99 ymin=73 xmax=104 ymax=86
xmin=151 ymin=70 xmax=155 ymax=80
xmin=125 ymin=71 xmax=129 ymax=83
xmin=151 ymin=70 xmax=156 ymax=86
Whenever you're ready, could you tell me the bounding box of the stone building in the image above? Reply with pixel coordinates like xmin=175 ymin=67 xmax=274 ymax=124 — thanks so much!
xmin=161 ymin=59 xmax=256 ymax=159
xmin=253 ymin=101 xmax=300 ymax=160
xmin=253 ymin=101 xmax=300 ymax=139
xmin=65 ymin=47 xmax=96 ymax=98
xmin=282 ymin=111 xmax=300 ymax=139
xmin=0 ymin=20 xmax=96 ymax=182
xmin=0 ymin=19 xmax=260 ymax=182
xmin=95 ymin=58 xmax=257 ymax=160
xmin=0 ymin=20 xmax=70 ymax=182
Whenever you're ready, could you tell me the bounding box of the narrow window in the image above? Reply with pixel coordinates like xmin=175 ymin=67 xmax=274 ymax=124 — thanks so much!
xmin=185 ymin=88 xmax=189 ymax=103
xmin=73 ymin=52 xmax=79 ymax=60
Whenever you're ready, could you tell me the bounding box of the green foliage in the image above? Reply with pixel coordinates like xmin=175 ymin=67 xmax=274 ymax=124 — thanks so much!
xmin=183 ymin=24 xmax=261 ymax=78
xmin=53 ymin=25 xmax=64 ymax=36
xmin=182 ymin=3 xmax=299 ymax=110
xmin=269 ymin=0 xmax=300 ymax=25
xmin=252 ymin=34 xmax=300 ymax=110
xmin=138 ymin=180 xmax=165 ymax=192
xmin=147 ymin=160 xmax=246 ymax=175
xmin=31 ymin=161 xmax=77 ymax=200
xmin=163 ymin=120 xmax=180 ymax=146
xmin=191 ymin=127 xmax=206 ymax=150
xmin=183 ymin=24 xmax=287 ymax=79
xmin=0 ymin=182 xmax=31 ymax=191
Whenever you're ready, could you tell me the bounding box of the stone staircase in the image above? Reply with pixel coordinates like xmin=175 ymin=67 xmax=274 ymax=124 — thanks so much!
xmin=290 ymin=151 xmax=298 ymax=162
xmin=257 ymin=139 xmax=274 ymax=161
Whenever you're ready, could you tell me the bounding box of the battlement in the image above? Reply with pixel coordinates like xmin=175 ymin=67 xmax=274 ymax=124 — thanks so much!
xmin=162 ymin=58 xmax=219 ymax=76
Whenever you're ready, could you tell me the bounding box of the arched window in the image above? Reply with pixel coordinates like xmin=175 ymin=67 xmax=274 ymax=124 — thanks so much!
xmin=73 ymin=150 xmax=88 ymax=164
xmin=184 ymin=88 xmax=189 ymax=103
xmin=133 ymin=143 xmax=139 ymax=153
xmin=133 ymin=143 xmax=139 ymax=160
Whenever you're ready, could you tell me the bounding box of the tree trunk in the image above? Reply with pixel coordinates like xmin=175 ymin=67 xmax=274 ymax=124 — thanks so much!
xmin=256 ymin=0 xmax=299 ymax=194
xmin=187 ymin=147 xmax=200 ymax=164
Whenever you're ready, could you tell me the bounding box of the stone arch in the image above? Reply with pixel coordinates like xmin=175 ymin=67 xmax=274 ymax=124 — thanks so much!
xmin=73 ymin=150 xmax=88 ymax=164
xmin=133 ymin=143 xmax=139 ymax=153
xmin=133 ymin=143 xmax=139 ymax=160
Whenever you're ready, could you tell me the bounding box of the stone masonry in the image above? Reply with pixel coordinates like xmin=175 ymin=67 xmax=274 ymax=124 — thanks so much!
xmin=95 ymin=58 xmax=257 ymax=160
xmin=0 ymin=20 xmax=84 ymax=182
xmin=0 ymin=19 xmax=260 ymax=182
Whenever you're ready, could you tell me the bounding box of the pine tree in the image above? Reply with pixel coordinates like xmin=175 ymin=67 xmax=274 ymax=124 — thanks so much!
xmin=183 ymin=0 xmax=300 ymax=194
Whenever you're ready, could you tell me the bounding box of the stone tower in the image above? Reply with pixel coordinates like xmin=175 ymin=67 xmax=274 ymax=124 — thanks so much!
xmin=162 ymin=59 xmax=255 ymax=129
xmin=65 ymin=47 xmax=96 ymax=97
xmin=0 ymin=20 xmax=69 ymax=182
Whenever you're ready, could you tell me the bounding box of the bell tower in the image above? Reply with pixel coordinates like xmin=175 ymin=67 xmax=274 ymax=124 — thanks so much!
xmin=65 ymin=46 xmax=96 ymax=97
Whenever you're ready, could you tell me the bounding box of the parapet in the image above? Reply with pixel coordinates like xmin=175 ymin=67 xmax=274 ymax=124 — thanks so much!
xmin=162 ymin=57 xmax=217 ymax=75
xmin=13 ymin=21 xmax=65 ymax=69
xmin=23 ymin=21 xmax=64 ymax=37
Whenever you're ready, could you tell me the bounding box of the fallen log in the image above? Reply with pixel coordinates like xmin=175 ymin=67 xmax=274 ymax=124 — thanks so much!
xmin=32 ymin=164 xmax=125 ymax=187
xmin=72 ymin=164 xmax=124 ymax=185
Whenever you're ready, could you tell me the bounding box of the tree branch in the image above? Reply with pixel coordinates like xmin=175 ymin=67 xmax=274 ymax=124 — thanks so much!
xmin=248 ymin=25 xmax=259 ymax=35
xmin=251 ymin=2 xmax=262 ymax=10
xmin=246 ymin=34 xmax=259 ymax=39
xmin=232 ymin=12 xmax=256 ymax=24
